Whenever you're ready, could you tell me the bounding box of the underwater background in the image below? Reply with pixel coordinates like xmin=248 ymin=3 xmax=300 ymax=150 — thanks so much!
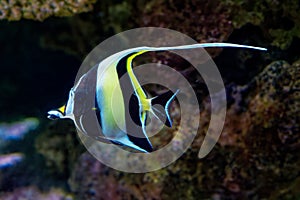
xmin=0 ymin=0 xmax=299 ymax=199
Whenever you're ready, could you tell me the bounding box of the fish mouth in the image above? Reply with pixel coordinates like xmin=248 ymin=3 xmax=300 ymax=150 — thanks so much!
xmin=47 ymin=110 xmax=63 ymax=120
xmin=47 ymin=114 xmax=59 ymax=120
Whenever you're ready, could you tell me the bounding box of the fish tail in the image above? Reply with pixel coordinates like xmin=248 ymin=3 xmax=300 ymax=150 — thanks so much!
xmin=150 ymin=89 xmax=179 ymax=127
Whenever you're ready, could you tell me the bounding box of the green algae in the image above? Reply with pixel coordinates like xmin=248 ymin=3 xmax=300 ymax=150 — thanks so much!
xmin=35 ymin=121 xmax=84 ymax=175
xmin=221 ymin=0 xmax=300 ymax=49
xmin=0 ymin=0 xmax=97 ymax=21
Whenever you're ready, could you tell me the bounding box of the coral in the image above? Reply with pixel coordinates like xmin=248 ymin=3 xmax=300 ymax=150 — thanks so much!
xmin=0 ymin=0 xmax=97 ymax=21
xmin=0 ymin=153 xmax=23 ymax=168
xmin=247 ymin=60 xmax=300 ymax=155
xmin=69 ymin=153 xmax=165 ymax=200
xmin=197 ymin=59 xmax=300 ymax=198
xmin=35 ymin=121 xmax=84 ymax=175
xmin=134 ymin=0 xmax=234 ymax=57
xmin=0 ymin=186 xmax=72 ymax=200
xmin=208 ymin=59 xmax=300 ymax=149
xmin=135 ymin=0 xmax=233 ymax=43
xmin=0 ymin=117 xmax=39 ymax=140
xmin=220 ymin=0 xmax=300 ymax=49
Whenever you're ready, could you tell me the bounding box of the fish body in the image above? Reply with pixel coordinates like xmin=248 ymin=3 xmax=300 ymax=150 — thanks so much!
xmin=48 ymin=43 xmax=266 ymax=152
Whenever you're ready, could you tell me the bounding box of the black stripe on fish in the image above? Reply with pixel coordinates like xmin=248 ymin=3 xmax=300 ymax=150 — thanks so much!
xmin=94 ymin=95 xmax=102 ymax=128
xmin=116 ymin=51 xmax=153 ymax=152
xmin=116 ymin=52 xmax=135 ymax=79
xmin=116 ymin=52 xmax=142 ymax=127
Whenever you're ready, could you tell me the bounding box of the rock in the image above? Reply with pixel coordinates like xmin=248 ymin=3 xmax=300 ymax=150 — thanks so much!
xmin=0 ymin=0 xmax=97 ymax=21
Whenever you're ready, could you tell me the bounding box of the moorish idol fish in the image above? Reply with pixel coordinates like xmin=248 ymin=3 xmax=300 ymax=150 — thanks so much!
xmin=48 ymin=43 xmax=266 ymax=153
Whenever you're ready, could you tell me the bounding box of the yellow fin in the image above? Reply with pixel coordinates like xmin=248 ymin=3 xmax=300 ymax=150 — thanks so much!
xmin=58 ymin=105 xmax=66 ymax=114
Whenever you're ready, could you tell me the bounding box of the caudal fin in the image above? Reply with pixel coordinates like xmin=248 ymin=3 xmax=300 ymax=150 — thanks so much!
xmin=150 ymin=90 xmax=179 ymax=127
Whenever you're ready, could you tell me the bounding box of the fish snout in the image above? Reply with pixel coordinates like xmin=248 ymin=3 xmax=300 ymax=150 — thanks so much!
xmin=47 ymin=110 xmax=64 ymax=120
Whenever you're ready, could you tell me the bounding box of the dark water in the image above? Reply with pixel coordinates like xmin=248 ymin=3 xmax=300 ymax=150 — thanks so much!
xmin=0 ymin=19 xmax=79 ymax=121
xmin=0 ymin=19 xmax=82 ymax=194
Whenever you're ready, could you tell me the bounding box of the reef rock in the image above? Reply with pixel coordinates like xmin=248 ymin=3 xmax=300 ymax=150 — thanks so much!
xmin=0 ymin=0 xmax=97 ymax=21
xmin=0 ymin=186 xmax=72 ymax=200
